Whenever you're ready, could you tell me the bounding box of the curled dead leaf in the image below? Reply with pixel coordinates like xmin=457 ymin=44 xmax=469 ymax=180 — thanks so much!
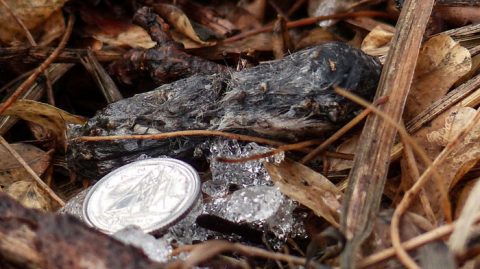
xmin=91 ymin=25 xmax=156 ymax=49
xmin=0 ymin=143 xmax=51 ymax=188
xmin=405 ymin=107 xmax=480 ymax=220
xmin=1 ymin=100 xmax=86 ymax=150
xmin=240 ymin=0 xmax=267 ymax=22
xmin=361 ymin=25 xmax=394 ymax=51
xmin=361 ymin=25 xmax=394 ymax=63
xmin=295 ymin=28 xmax=339 ymax=51
xmin=37 ymin=9 xmax=65 ymax=46
xmin=80 ymin=7 xmax=156 ymax=49
xmin=426 ymin=107 xmax=477 ymax=146
xmin=404 ymin=35 xmax=472 ymax=121
xmin=264 ymin=159 xmax=342 ymax=227
xmin=3 ymin=180 xmax=52 ymax=211
xmin=328 ymin=135 xmax=359 ymax=173
xmin=0 ymin=0 xmax=66 ymax=45
xmin=153 ymin=4 xmax=217 ymax=46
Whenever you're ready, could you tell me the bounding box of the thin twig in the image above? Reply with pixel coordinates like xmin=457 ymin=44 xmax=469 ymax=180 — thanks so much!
xmin=0 ymin=47 xmax=122 ymax=63
xmin=0 ymin=0 xmax=35 ymax=44
xmin=0 ymin=13 xmax=74 ymax=115
xmin=336 ymin=88 xmax=451 ymax=221
xmin=0 ymin=136 xmax=64 ymax=206
xmin=0 ymin=0 xmax=57 ymax=106
xmin=170 ymin=240 xmax=306 ymax=267
xmin=395 ymin=136 xmax=422 ymax=269
xmin=74 ymin=130 xmax=286 ymax=147
xmin=400 ymin=133 xmax=436 ymax=225
xmin=224 ymin=11 xmax=395 ymax=43
xmin=336 ymin=88 xmax=452 ymax=269
xmin=358 ymin=213 xmax=480 ymax=268
xmin=391 ymin=108 xmax=480 ymax=269
xmin=301 ymin=95 xmax=389 ymax=164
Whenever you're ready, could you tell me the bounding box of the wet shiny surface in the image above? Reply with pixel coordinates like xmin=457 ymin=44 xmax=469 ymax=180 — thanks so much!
xmin=83 ymin=158 xmax=200 ymax=234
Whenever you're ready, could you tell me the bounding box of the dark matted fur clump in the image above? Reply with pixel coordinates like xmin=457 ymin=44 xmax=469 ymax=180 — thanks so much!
xmin=68 ymin=42 xmax=382 ymax=179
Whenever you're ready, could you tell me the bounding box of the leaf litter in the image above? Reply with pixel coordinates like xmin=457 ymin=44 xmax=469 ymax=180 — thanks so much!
xmin=1 ymin=1 xmax=480 ymax=269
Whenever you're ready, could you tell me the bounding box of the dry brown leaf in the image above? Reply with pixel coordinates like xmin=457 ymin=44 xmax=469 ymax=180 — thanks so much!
xmin=92 ymin=25 xmax=156 ymax=49
xmin=80 ymin=8 xmax=155 ymax=49
xmin=0 ymin=0 xmax=66 ymax=45
xmin=2 ymin=100 xmax=86 ymax=149
xmin=264 ymin=159 xmax=342 ymax=227
xmin=456 ymin=53 xmax=480 ymax=87
xmin=218 ymin=4 xmax=261 ymax=31
xmin=0 ymin=143 xmax=51 ymax=188
xmin=361 ymin=25 xmax=394 ymax=64
xmin=405 ymin=107 xmax=480 ymax=219
xmin=37 ymin=9 xmax=65 ymax=46
xmin=435 ymin=108 xmax=480 ymax=190
xmin=399 ymin=106 xmax=460 ymax=218
xmin=328 ymin=135 xmax=359 ymax=172
xmin=404 ymin=35 xmax=472 ymax=121
xmin=295 ymin=28 xmax=339 ymax=51
xmin=153 ymin=4 xmax=216 ymax=46
xmin=361 ymin=25 xmax=394 ymax=51
xmin=3 ymin=180 xmax=52 ymax=211
xmin=426 ymin=107 xmax=477 ymax=146
xmin=240 ymin=0 xmax=267 ymax=22
xmin=189 ymin=33 xmax=273 ymax=60
xmin=170 ymin=30 xmax=205 ymax=49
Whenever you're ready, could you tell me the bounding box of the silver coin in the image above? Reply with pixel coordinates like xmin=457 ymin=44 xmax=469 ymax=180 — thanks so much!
xmin=83 ymin=158 xmax=201 ymax=234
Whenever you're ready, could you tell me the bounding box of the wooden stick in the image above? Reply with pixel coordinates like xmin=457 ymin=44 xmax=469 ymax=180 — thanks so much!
xmin=339 ymin=1 xmax=435 ymax=268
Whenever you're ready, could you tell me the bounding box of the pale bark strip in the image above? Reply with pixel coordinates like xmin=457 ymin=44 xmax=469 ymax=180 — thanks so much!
xmin=340 ymin=0 xmax=435 ymax=268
